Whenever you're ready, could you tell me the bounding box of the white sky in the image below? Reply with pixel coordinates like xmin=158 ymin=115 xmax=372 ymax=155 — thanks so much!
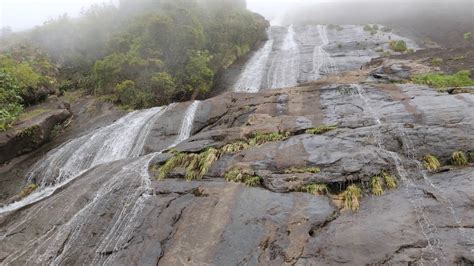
xmin=0 ymin=0 xmax=459 ymax=31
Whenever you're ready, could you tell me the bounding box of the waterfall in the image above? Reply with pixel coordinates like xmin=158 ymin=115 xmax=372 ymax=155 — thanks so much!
xmin=311 ymin=25 xmax=337 ymax=80
xmin=233 ymin=39 xmax=274 ymax=92
xmin=267 ymin=24 xmax=300 ymax=89
xmin=1 ymin=101 xmax=201 ymax=264
xmin=351 ymin=84 xmax=447 ymax=264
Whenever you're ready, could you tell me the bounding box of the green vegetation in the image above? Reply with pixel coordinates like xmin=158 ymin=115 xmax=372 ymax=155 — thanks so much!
xmin=363 ymin=24 xmax=378 ymax=35
xmin=18 ymin=108 xmax=49 ymax=121
xmin=158 ymin=148 xmax=220 ymax=181
xmin=248 ymin=131 xmax=291 ymax=146
xmin=371 ymin=172 xmax=398 ymax=196
xmin=423 ymin=154 xmax=441 ymax=171
xmin=451 ymin=151 xmax=468 ymax=166
xmin=371 ymin=176 xmax=384 ymax=196
xmin=464 ymin=32 xmax=472 ymax=40
xmin=389 ymin=40 xmax=408 ymax=52
xmin=341 ymin=184 xmax=363 ymax=211
xmin=19 ymin=183 xmax=39 ymax=199
xmin=224 ymin=166 xmax=261 ymax=187
xmin=305 ymin=125 xmax=337 ymax=135
xmin=284 ymin=166 xmax=320 ymax=174
xmin=299 ymin=183 xmax=329 ymax=195
xmin=382 ymin=51 xmax=392 ymax=57
xmin=412 ymin=70 xmax=474 ymax=88
xmin=452 ymin=55 xmax=465 ymax=61
xmin=1 ymin=0 xmax=267 ymax=110
xmin=431 ymin=58 xmax=444 ymax=66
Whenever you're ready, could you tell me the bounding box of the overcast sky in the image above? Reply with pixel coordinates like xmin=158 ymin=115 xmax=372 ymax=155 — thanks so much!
xmin=0 ymin=0 xmax=463 ymax=31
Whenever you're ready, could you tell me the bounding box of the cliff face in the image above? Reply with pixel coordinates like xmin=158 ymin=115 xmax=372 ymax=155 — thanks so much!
xmin=1 ymin=58 xmax=473 ymax=265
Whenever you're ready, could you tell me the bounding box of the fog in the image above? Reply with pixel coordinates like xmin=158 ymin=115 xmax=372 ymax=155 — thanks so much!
xmin=1 ymin=0 xmax=472 ymax=31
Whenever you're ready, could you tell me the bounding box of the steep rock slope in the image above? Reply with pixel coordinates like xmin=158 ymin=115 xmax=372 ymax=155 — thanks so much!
xmin=0 ymin=59 xmax=473 ymax=265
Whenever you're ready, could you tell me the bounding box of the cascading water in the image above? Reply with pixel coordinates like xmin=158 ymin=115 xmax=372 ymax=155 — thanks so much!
xmin=233 ymin=39 xmax=274 ymax=92
xmin=0 ymin=107 xmax=168 ymax=214
xmin=351 ymin=84 xmax=447 ymax=264
xmin=311 ymin=25 xmax=337 ymax=80
xmin=1 ymin=101 xmax=201 ymax=264
xmin=267 ymin=24 xmax=300 ymax=89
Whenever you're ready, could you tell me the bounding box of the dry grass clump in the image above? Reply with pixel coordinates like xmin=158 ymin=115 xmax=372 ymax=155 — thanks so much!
xmin=299 ymin=183 xmax=329 ymax=195
xmin=341 ymin=184 xmax=363 ymax=211
xmin=451 ymin=151 xmax=468 ymax=166
xmin=423 ymin=154 xmax=441 ymax=171
xmin=224 ymin=166 xmax=261 ymax=187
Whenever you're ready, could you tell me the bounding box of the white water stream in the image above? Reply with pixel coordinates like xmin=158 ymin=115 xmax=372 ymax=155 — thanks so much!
xmin=311 ymin=25 xmax=337 ymax=80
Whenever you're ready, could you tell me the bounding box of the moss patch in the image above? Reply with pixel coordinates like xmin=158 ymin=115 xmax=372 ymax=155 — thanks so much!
xmin=305 ymin=125 xmax=337 ymax=135
xmin=284 ymin=166 xmax=320 ymax=174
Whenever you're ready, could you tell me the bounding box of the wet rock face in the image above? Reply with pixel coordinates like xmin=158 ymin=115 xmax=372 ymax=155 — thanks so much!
xmin=1 ymin=60 xmax=474 ymax=264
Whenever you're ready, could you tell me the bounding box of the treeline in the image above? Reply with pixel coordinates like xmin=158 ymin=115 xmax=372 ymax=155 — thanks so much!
xmin=0 ymin=0 xmax=268 ymax=129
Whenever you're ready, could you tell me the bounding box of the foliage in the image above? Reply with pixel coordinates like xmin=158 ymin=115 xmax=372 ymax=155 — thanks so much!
xmin=389 ymin=40 xmax=408 ymax=52
xmin=412 ymin=70 xmax=474 ymax=88
xmin=0 ymin=71 xmax=23 ymax=131
xmin=115 ymin=80 xmax=154 ymax=109
xmin=284 ymin=166 xmax=321 ymax=174
xmin=305 ymin=125 xmax=337 ymax=135
xmin=363 ymin=24 xmax=378 ymax=35
xmin=451 ymin=151 xmax=468 ymax=166
xmin=220 ymin=140 xmax=250 ymax=154
xmin=423 ymin=154 xmax=441 ymax=171
xmin=299 ymin=183 xmax=329 ymax=195
xmin=224 ymin=166 xmax=262 ymax=187
xmin=341 ymin=184 xmax=363 ymax=211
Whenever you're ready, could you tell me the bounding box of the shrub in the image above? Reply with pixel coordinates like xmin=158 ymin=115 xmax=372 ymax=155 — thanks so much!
xmin=342 ymin=184 xmax=363 ymax=211
xmin=412 ymin=70 xmax=474 ymax=88
xmin=115 ymin=80 xmax=154 ymax=109
xmin=299 ymin=183 xmax=329 ymax=195
xmin=284 ymin=166 xmax=321 ymax=174
xmin=451 ymin=151 xmax=468 ymax=166
xmin=389 ymin=40 xmax=408 ymax=52
xmin=305 ymin=125 xmax=337 ymax=135
xmin=423 ymin=154 xmax=441 ymax=171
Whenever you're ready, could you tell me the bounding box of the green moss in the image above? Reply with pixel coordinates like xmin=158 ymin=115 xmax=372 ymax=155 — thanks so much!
xmin=389 ymin=40 xmax=408 ymax=52
xmin=341 ymin=184 xmax=363 ymax=211
xmin=423 ymin=154 xmax=441 ymax=171
xmin=451 ymin=151 xmax=468 ymax=166
xmin=284 ymin=166 xmax=320 ymax=174
xmin=412 ymin=70 xmax=474 ymax=88
xmin=224 ymin=166 xmax=261 ymax=187
xmin=431 ymin=58 xmax=443 ymax=66
xmin=299 ymin=183 xmax=329 ymax=195
xmin=305 ymin=125 xmax=337 ymax=135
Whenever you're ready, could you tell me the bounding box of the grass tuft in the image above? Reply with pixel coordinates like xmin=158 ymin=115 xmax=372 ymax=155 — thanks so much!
xmin=451 ymin=151 xmax=468 ymax=166
xmin=371 ymin=176 xmax=384 ymax=196
xmin=299 ymin=183 xmax=329 ymax=195
xmin=284 ymin=166 xmax=320 ymax=174
xmin=248 ymin=131 xmax=290 ymax=146
xmin=305 ymin=125 xmax=337 ymax=135
xmin=382 ymin=172 xmax=398 ymax=190
xmin=431 ymin=58 xmax=443 ymax=66
xmin=341 ymin=184 xmax=363 ymax=211
xmin=224 ymin=166 xmax=261 ymax=187
xmin=423 ymin=154 xmax=441 ymax=171
xmin=19 ymin=183 xmax=39 ymax=199
xmin=389 ymin=40 xmax=408 ymax=52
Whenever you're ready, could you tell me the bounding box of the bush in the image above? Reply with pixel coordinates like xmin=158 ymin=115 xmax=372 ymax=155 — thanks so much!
xmin=115 ymin=80 xmax=154 ymax=109
xmin=412 ymin=70 xmax=474 ymax=88
xmin=389 ymin=40 xmax=408 ymax=52
xmin=0 ymin=71 xmax=23 ymax=131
